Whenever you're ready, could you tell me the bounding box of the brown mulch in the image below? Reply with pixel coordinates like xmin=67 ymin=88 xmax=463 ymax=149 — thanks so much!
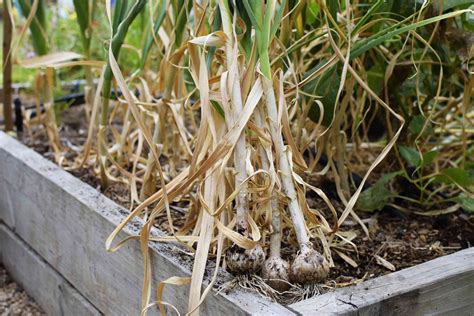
xmin=329 ymin=211 xmax=473 ymax=282
xmin=0 ymin=265 xmax=45 ymax=316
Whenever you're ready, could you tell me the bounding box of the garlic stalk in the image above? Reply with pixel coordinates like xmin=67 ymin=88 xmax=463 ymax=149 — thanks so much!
xmin=219 ymin=0 xmax=265 ymax=273
xmin=255 ymin=107 xmax=290 ymax=291
xmin=262 ymin=76 xmax=329 ymax=284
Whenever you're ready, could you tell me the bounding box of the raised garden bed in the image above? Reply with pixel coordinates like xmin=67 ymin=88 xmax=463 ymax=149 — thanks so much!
xmin=1 ymin=131 xmax=473 ymax=315
xmin=0 ymin=132 xmax=290 ymax=315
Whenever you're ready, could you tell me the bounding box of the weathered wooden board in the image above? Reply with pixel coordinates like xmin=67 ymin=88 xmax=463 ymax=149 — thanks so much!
xmin=0 ymin=223 xmax=102 ymax=316
xmin=0 ymin=132 xmax=293 ymax=315
xmin=290 ymin=246 xmax=474 ymax=315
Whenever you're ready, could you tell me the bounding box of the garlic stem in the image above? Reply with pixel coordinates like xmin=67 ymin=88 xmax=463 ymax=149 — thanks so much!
xmin=262 ymin=76 xmax=329 ymax=284
xmin=262 ymin=76 xmax=309 ymax=246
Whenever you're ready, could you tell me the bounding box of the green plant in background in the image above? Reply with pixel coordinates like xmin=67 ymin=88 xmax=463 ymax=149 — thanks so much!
xmin=17 ymin=0 xmax=49 ymax=55
xmin=73 ymin=0 xmax=97 ymax=119
xmin=73 ymin=0 xmax=96 ymax=60
xmin=15 ymin=0 xmax=63 ymax=156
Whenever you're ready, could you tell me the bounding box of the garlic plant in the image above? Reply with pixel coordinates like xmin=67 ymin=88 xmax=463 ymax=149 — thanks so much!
xmin=218 ymin=0 xmax=266 ymax=275
xmin=245 ymin=0 xmax=329 ymax=284
xmin=16 ymin=0 xmax=62 ymax=158
xmin=99 ymin=0 xmax=146 ymax=188
xmin=256 ymin=106 xmax=290 ymax=291
xmin=72 ymin=0 xmax=97 ymax=120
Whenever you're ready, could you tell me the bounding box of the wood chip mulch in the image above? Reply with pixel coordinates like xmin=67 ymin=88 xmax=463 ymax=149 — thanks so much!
xmin=0 ymin=265 xmax=45 ymax=316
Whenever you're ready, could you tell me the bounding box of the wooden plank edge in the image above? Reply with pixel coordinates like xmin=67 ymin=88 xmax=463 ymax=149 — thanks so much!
xmin=290 ymin=247 xmax=474 ymax=315
xmin=0 ymin=131 xmax=293 ymax=315
xmin=0 ymin=223 xmax=102 ymax=316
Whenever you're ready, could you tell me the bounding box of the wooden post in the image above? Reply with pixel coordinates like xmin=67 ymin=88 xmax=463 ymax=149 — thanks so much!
xmin=2 ymin=2 xmax=14 ymax=132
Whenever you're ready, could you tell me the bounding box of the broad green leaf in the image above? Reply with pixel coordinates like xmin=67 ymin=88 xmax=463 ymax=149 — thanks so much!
xmin=453 ymin=193 xmax=474 ymax=213
xmin=421 ymin=150 xmax=438 ymax=168
xmin=300 ymin=9 xmax=468 ymax=122
xmin=409 ymin=115 xmax=434 ymax=138
xmin=436 ymin=168 xmax=474 ymax=189
xmin=399 ymin=145 xmax=421 ymax=168
xmin=356 ymin=171 xmax=401 ymax=212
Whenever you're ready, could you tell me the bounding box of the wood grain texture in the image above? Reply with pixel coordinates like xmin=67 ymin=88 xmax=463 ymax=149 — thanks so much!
xmin=290 ymin=247 xmax=474 ymax=315
xmin=0 ymin=224 xmax=102 ymax=316
xmin=0 ymin=132 xmax=293 ymax=316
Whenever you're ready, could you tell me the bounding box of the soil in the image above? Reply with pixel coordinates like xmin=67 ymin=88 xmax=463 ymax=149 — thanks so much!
xmin=328 ymin=211 xmax=473 ymax=282
xmin=0 ymin=265 xmax=45 ymax=316
xmin=18 ymin=104 xmax=474 ymax=291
